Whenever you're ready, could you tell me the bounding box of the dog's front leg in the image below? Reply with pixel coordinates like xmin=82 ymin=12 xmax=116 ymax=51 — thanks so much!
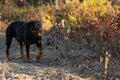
xmin=19 ymin=42 xmax=25 ymax=60
xmin=36 ymin=43 xmax=43 ymax=61
xmin=25 ymin=44 xmax=30 ymax=62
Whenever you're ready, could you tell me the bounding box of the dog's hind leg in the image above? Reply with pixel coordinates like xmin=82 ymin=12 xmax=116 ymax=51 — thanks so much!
xmin=6 ymin=35 xmax=13 ymax=61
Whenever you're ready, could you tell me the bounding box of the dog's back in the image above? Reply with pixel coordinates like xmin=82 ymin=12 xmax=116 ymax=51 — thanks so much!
xmin=6 ymin=21 xmax=26 ymax=38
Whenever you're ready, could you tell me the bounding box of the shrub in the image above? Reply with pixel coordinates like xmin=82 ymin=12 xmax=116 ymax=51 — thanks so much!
xmin=52 ymin=0 xmax=120 ymax=56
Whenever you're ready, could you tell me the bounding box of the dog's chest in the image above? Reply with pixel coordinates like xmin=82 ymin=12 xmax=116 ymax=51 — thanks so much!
xmin=27 ymin=36 xmax=41 ymax=44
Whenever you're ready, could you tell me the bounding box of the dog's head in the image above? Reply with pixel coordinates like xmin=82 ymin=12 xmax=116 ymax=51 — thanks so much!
xmin=28 ymin=21 xmax=42 ymax=37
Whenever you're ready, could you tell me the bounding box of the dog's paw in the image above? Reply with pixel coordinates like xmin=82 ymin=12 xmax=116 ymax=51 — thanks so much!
xmin=7 ymin=57 xmax=11 ymax=61
xmin=35 ymin=60 xmax=40 ymax=63
xmin=23 ymin=57 xmax=30 ymax=63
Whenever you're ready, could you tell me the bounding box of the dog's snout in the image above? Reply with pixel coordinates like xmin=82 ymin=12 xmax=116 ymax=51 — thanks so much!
xmin=38 ymin=32 xmax=42 ymax=36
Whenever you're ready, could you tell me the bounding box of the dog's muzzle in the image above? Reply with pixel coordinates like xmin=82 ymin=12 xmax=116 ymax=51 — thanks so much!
xmin=32 ymin=30 xmax=42 ymax=37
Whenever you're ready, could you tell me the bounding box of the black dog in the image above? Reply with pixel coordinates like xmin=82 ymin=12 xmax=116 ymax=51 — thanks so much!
xmin=6 ymin=21 xmax=42 ymax=62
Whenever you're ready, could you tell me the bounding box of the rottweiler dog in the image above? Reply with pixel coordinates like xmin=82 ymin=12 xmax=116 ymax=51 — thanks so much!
xmin=6 ymin=21 xmax=42 ymax=62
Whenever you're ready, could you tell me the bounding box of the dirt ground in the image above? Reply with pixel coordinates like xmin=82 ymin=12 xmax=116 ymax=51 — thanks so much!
xmin=0 ymin=30 xmax=120 ymax=80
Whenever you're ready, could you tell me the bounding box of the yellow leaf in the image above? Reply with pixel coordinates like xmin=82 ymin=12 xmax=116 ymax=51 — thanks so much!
xmin=68 ymin=14 xmax=76 ymax=21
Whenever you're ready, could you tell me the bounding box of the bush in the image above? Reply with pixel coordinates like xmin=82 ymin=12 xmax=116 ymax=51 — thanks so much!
xmin=52 ymin=0 xmax=120 ymax=56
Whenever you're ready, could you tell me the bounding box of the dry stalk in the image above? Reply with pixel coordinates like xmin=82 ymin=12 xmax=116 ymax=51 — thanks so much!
xmin=2 ymin=58 xmax=6 ymax=80
xmin=104 ymin=51 xmax=110 ymax=80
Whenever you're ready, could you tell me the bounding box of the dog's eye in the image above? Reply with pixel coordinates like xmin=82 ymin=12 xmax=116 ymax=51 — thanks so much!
xmin=34 ymin=27 xmax=39 ymax=30
xmin=35 ymin=23 xmax=40 ymax=27
xmin=37 ymin=22 xmax=42 ymax=27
